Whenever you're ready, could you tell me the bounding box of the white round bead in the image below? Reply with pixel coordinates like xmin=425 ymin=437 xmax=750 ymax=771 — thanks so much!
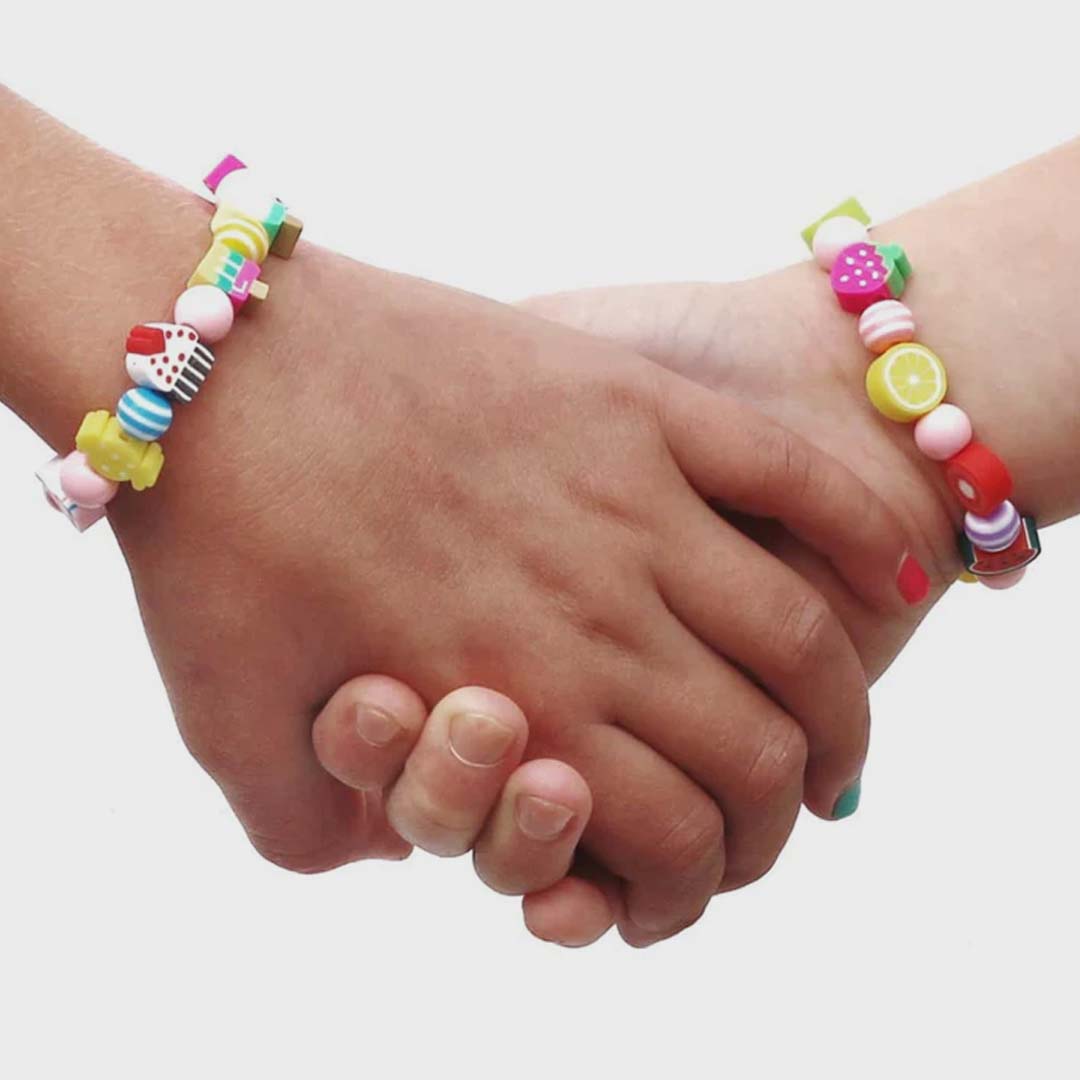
xmin=811 ymin=216 xmax=870 ymax=270
xmin=214 ymin=169 xmax=278 ymax=222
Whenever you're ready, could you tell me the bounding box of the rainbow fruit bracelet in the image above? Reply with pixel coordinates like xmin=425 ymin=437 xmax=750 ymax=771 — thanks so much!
xmin=36 ymin=155 xmax=302 ymax=532
xmin=802 ymin=199 xmax=1041 ymax=588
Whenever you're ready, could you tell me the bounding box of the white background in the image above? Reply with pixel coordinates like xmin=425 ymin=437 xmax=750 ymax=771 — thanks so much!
xmin=2 ymin=2 xmax=1077 ymax=1077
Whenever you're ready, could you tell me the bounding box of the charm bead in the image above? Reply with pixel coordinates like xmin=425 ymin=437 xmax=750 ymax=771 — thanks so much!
xmin=831 ymin=241 xmax=912 ymax=314
xmin=211 ymin=204 xmax=271 ymax=263
xmin=76 ymin=410 xmax=164 ymax=490
xmin=866 ymin=343 xmax=947 ymax=422
xmin=189 ymin=242 xmax=269 ymax=308
xmin=125 ymin=322 xmax=216 ymax=403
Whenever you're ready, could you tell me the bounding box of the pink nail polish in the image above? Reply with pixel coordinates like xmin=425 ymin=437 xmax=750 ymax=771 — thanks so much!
xmin=897 ymin=553 xmax=930 ymax=605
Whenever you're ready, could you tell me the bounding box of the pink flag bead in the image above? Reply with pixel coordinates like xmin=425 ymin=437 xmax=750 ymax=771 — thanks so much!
xmin=174 ymin=285 xmax=235 ymax=344
xmin=979 ymin=567 xmax=1026 ymax=590
xmin=203 ymin=154 xmax=247 ymax=194
xmin=858 ymin=300 xmax=916 ymax=354
xmin=59 ymin=451 xmax=119 ymax=508
xmin=811 ymin=216 xmax=869 ymax=270
xmin=913 ymin=404 xmax=973 ymax=461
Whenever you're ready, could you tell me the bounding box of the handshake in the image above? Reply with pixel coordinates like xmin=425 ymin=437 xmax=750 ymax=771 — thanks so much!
xmin=13 ymin=89 xmax=1068 ymax=950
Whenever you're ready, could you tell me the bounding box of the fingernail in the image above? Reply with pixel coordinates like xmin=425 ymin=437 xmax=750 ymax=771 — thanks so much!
xmin=832 ymin=777 xmax=862 ymax=820
xmin=897 ymin=553 xmax=930 ymax=605
xmin=448 ymin=711 xmax=517 ymax=766
xmin=354 ymin=703 xmax=404 ymax=747
xmin=515 ymin=794 xmax=575 ymax=840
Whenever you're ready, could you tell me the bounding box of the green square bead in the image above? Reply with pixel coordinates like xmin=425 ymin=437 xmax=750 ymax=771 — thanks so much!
xmin=800 ymin=196 xmax=871 ymax=250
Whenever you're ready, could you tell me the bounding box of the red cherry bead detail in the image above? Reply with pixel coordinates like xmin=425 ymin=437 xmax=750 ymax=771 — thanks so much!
xmin=944 ymin=441 xmax=1013 ymax=516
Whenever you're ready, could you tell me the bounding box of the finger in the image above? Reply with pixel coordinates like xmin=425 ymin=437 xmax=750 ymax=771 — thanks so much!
xmin=613 ymin=611 xmax=807 ymax=889
xmin=558 ymin=723 xmax=726 ymax=948
xmin=385 ymin=687 xmax=528 ymax=857
xmin=312 ymin=675 xmax=428 ymax=791
xmin=522 ymin=875 xmax=617 ymax=948
xmin=654 ymin=369 xmax=931 ymax=614
xmin=473 ymin=758 xmax=591 ymax=895
xmin=654 ymin=493 xmax=868 ymax=820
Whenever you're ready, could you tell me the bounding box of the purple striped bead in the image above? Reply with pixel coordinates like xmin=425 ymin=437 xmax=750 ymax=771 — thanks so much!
xmin=964 ymin=500 xmax=1021 ymax=552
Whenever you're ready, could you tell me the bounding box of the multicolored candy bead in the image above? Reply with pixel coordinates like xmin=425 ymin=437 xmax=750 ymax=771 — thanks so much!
xmin=118 ymin=387 xmax=174 ymax=441
xmin=211 ymin=204 xmax=270 ymax=264
xmin=125 ymin=323 xmax=216 ymax=404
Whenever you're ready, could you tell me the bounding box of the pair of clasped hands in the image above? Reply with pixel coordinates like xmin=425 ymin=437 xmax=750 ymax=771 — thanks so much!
xmin=113 ymin=236 xmax=954 ymax=949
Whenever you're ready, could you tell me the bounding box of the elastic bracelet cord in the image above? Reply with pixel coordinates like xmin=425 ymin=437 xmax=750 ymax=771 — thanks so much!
xmin=802 ymin=199 xmax=1041 ymax=589
xmin=36 ymin=155 xmax=302 ymax=532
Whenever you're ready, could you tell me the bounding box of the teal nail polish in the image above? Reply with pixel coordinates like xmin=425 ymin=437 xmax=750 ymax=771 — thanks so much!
xmin=832 ymin=778 xmax=862 ymax=820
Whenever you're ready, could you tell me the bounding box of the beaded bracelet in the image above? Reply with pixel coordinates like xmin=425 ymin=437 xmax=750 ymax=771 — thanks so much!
xmin=36 ymin=155 xmax=302 ymax=532
xmin=801 ymin=199 xmax=1041 ymax=589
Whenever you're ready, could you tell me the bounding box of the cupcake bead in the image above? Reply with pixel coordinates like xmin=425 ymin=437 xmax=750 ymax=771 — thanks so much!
xmin=858 ymin=300 xmax=916 ymax=354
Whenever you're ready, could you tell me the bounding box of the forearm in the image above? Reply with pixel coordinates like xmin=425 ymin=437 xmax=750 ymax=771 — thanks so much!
xmin=0 ymin=86 xmax=216 ymax=449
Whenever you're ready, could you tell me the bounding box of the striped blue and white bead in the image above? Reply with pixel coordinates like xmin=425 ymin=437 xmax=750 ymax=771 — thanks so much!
xmin=117 ymin=387 xmax=174 ymax=441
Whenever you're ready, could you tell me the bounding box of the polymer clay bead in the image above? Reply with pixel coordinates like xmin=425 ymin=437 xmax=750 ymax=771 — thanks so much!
xmin=811 ymin=216 xmax=869 ymax=270
xmin=269 ymin=213 xmax=303 ymax=259
xmin=76 ymin=410 xmax=164 ymax=490
xmin=203 ymin=154 xmax=246 ymax=194
xmin=944 ymin=441 xmax=1012 ymax=516
xmin=913 ymin=403 xmax=972 ymax=461
xmin=865 ymin=343 xmax=947 ymax=422
xmin=211 ymin=204 xmax=271 ymax=263
xmin=959 ymin=515 xmax=1041 ymax=578
xmin=174 ymin=285 xmax=235 ymax=344
xmin=125 ymin=323 xmax=217 ymax=403
xmin=117 ymin=387 xmax=174 ymax=441
xmin=831 ymin=241 xmax=912 ymax=314
xmin=58 ymin=450 xmax=119 ymax=508
xmin=858 ymin=300 xmax=916 ymax=354
xmin=963 ymin=500 xmax=1021 ymax=552
xmin=980 ymin=568 xmax=1026 ymax=590
xmin=189 ymin=242 xmax=269 ymax=308
xmin=36 ymin=456 xmax=108 ymax=532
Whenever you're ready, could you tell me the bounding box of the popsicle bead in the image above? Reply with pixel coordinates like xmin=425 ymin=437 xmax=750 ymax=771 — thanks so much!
xmin=964 ymin=500 xmax=1021 ymax=553
xmin=174 ymin=285 xmax=235 ymax=344
xmin=58 ymin=451 xmax=119 ymax=508
xmin=914 ymin=404 xmax=973 ymax=461
xmin=859 ymin=300 xmax=916 ymax=354
xmin=944 ymin=441 xmax=1012 ymax=516
xmin=811 ymin=215 xmax=869 ymax=270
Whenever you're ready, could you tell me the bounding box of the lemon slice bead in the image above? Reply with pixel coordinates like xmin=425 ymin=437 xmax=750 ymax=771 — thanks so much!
xmin=865 ymin=343 xmax=948 ymax=423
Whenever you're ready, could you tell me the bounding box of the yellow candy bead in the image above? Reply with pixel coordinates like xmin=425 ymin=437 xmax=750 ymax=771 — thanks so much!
xmin=211 ymin=204 xmax=270 ymax=263
xmin=75 ymin=410 xmax=164 ymax=490
xmin=866 ymin=343 xmax=948 ymax=423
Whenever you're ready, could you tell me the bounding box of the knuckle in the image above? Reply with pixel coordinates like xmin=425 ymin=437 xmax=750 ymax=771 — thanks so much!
xmin=741 ymin=721 xmax=809 ymax=809
xmin=654 ymin=799 xmax=725 ymax=879
xmin=772 ymin=591 xmax=834 ymax=676
xmin=763 ymin=426 xmax=815 ymax=501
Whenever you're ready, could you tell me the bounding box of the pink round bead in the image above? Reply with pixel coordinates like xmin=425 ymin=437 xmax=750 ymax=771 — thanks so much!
xmin=174 ymin=285 xmax=235 ymax=344
xmin=913 ymin=404 xmax=973 ymax=461
xmin=59 ymin=451 xmax=119 ymax=508
xmin=858 ymin=300 xmax=916 ymax=354
xmin=979 ymin=568 xmax=1026 ymax=590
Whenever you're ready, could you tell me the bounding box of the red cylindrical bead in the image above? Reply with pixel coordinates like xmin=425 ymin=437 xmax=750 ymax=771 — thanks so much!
xmin=944 ymin=441 xmax=1013 ymax=516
